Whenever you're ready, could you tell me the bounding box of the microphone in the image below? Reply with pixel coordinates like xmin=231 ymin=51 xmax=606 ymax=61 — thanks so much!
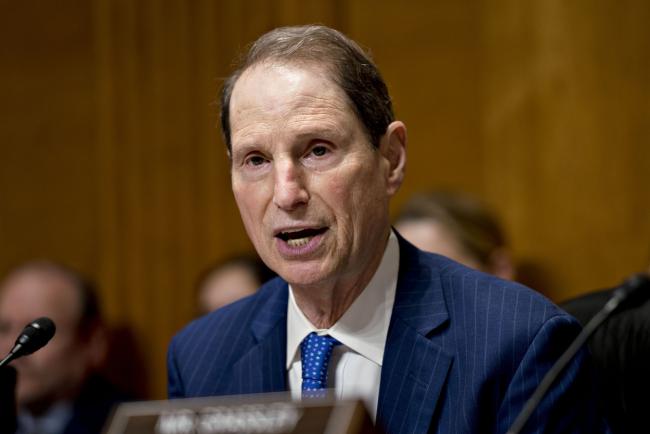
xmin=0 ymin=317 xmax=56 ymax=368
xmin=506 ymin=273 xmax=650 ymax=434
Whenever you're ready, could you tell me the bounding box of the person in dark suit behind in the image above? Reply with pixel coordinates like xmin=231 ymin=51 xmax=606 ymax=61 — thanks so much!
xmin=562 ymin=265 xmax=650 ymax=434
xmin=0 ymin=261 xmax=128 ymax=434
xmin=167 ymin=24 xmax=606 ymax=433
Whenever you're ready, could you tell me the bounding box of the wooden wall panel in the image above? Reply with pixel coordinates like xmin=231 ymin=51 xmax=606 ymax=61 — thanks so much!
xmin=480 ymin=0 xmax=650 ymax=299
xmin=0 ymin=1 xmax=98 ymax=276
xmin=1 ymin=0 xmax=648 ymax=400
xmin=348 ymin=2 xmax=484 ymax=201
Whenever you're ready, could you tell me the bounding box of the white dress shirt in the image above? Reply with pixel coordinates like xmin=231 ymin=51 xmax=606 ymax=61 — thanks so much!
xmin=286 ymin=230 xmax=399 ymax=421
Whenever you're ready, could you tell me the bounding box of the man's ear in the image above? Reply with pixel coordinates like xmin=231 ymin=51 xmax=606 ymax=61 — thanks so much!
xmin=380 ymin=121 xmax=407 ymax=196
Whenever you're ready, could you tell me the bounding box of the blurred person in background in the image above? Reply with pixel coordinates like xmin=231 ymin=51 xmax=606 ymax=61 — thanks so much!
xmin=0 ymin=261 xmax=128 ymax=434
xmin=195 ymin=255 xmax=276 ymax=315
xmin=394 ymin=190 xmax=515 ymax=280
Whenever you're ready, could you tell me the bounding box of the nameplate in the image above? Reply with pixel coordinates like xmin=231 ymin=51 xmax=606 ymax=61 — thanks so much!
xmin=105 ymin=393 xmax=378 ymax=434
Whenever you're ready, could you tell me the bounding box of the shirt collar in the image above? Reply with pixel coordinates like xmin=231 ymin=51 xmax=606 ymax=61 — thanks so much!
xmin=286 ymin=230 xmax=400 ymax=368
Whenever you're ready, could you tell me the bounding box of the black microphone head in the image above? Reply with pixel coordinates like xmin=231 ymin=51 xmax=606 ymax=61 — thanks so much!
xmin=14 ymin=317 xmax=56 ymax=357
xmin=612 ymin=273 xmax=650 ymax=309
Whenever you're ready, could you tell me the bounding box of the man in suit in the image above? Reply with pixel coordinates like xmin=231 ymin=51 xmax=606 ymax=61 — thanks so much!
xmin=0 ymin=262 xmax=127 ymax=434
xmin=168 ymin=25 xmax=604 ymax=433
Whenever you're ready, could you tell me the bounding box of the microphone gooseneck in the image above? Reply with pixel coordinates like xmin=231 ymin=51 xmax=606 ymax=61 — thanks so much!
xmin=506 ymin=273 xmax=650 ymax=434
xmin=0 ymin=317 xmax=56 ymax=368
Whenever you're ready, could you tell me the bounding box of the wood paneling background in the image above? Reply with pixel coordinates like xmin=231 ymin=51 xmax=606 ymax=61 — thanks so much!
xmin=1 ymin=0 xmax=648 ymax=399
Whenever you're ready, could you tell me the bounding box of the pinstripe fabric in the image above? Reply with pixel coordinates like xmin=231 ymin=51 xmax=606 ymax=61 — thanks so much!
xmin=376 ymin=234 xmax=604 ymax=434
xmin=168 ymin=277 xmax=288 ymax=397
xmin=168 ymin=234 xmax=605 ymax=433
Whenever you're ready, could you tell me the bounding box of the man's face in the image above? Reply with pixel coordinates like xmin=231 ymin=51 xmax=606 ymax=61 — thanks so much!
xmin=229 ymin=62 xmax=404 ymax=288
xmin=0 ymin=272 xmax=90 ymax=412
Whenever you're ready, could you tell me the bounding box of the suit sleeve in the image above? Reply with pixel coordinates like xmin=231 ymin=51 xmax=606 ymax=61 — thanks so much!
xmin=496 ymin=314 xmax=609 ymax=434
xmin=167 ymin=336 xmax=185 ymax=399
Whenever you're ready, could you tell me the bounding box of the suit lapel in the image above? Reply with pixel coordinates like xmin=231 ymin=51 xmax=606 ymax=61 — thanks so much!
xmin=230 ymin=279 xmax=289 ymax=395
xmin=377 ymin=234 xmax=453 ymax=434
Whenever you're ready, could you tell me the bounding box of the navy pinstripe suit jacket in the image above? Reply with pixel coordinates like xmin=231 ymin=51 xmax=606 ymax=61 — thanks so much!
xmin=168 ymin=235 xmax=603 ymax=433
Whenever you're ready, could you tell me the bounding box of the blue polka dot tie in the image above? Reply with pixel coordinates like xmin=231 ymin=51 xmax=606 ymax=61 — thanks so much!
xmin=300 ymin=332 xmax=341 ymax=399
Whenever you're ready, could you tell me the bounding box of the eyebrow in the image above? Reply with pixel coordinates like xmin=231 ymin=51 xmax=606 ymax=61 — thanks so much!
xmin=234 ymin=127 xmax=344 ymax=149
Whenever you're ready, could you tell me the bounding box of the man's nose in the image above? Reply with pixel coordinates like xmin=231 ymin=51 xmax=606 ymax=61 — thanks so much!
xmin=273 ymin=159 xmax=309 ymax=211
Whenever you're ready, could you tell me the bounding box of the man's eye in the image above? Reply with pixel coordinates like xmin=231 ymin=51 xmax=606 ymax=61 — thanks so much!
xmin=246 ymin=155 xmax=266 ymax=166
xmin=311 ymin=146 xmax=328 ymax=157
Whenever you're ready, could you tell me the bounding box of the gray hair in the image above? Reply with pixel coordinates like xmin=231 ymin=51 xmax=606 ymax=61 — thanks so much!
xmin=220 ymin=24 xmax=394 ymax=152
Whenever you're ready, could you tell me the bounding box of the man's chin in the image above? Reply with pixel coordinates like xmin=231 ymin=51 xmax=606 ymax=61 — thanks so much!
xmin=278 ymin=264 xmax=330 ymax=289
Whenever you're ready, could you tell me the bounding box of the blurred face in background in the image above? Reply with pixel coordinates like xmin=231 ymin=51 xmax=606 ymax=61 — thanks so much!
xmin=197 ymin=263 xmax=260 ymax=314
xmin=395 ymin=218 xmax=484 ymax=270
xmin=0 ymin=270 xmax=101 ymax=414
xmin=395 ymin=218 xmax=514 ymax=280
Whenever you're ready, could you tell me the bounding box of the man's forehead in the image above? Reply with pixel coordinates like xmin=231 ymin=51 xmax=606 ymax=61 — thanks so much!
xmin=228 ymin=62 xmax=354 ymax=145
xmin=231 ymin=62 xmax=344 ymax=112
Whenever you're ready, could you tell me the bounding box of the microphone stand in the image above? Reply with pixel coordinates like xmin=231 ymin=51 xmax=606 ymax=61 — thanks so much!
xmin=0 ymin=365 xmax=18 ymax=434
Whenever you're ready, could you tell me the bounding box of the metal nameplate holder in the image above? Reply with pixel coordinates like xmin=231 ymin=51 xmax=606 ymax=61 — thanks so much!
xmin=105 ymin=392 xmax=379 ymax=434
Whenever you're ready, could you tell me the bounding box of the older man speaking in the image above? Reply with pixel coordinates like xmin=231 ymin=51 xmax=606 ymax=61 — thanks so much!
xmin=167 ymin=25 xmax=604 ymax=434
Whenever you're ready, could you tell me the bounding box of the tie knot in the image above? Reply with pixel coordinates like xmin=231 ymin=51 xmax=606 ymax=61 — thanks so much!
xmin=302 ymin=332 xmax=340 ymax=349
xmin=300 ymin=332 xmax=341 ymax=398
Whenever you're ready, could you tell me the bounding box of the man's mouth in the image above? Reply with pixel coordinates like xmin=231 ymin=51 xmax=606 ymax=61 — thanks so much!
xmin=276 ymin=227 xmax=328 ymax=247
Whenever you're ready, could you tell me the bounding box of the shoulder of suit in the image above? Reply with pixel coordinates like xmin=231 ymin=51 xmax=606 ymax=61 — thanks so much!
xmin=172 ymin=276 xmax=287 ymax=342
xmin=426 ymin=252 xmax=568 ymax=323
